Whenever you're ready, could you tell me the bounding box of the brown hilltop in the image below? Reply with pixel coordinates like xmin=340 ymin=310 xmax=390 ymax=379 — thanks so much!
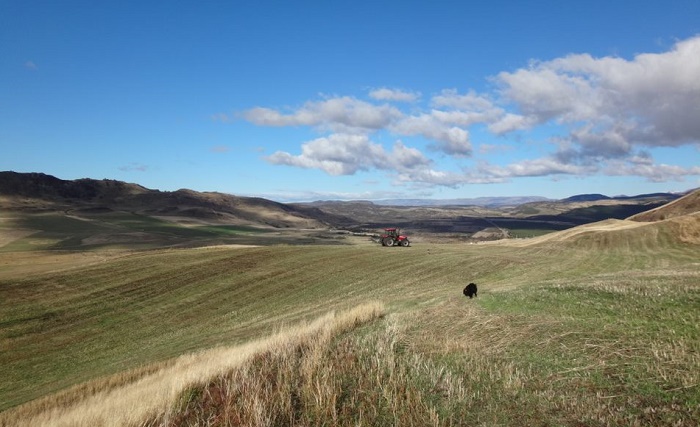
xmin=480 ymin=188 xmax=700 ymax=249
xmin=628 ymin=188 xmax=700 ymax=222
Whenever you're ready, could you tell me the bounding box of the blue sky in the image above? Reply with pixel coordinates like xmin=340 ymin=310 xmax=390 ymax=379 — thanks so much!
xmin=2 ymin=1 xmax=699 ymax=201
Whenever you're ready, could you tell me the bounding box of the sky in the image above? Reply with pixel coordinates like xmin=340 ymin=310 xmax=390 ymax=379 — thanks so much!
xmin=2 ymin=1 xmax=700 ymax=202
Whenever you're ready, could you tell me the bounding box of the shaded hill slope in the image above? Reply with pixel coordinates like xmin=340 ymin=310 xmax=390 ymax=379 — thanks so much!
xmin=0 ymin=171 xmax=344 ymax=229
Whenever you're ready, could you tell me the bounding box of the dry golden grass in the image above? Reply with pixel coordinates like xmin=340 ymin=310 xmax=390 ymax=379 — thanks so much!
xmin=630 ymin=189 xmax=700 ymax=222
xmin=494 ymin=218 xmax=648 ymax=247
xmin=0 ymin=302 xmax=385 ymax=427
xmin=145 ymin=262 xmax=699 ymax=426
xmin=146 ymin=315 xmax=471 ymax=427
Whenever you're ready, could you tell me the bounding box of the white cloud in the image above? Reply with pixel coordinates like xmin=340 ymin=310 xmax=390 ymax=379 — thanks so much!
xmin=395 ymin=168 xmax=467 ymax=188
xmin=473 ymin=152 xmax=700 ymax=184
xmin=432 ymin=89 xmax=495 ymax=111
xmin=481 ymin=157 xmax=598 ymax=179
xmin=604 ymin=160 xmax=700 ymax=183
xmin=487 ymin=113 xmax=535 ymax=134
xmin=496 ymin=66 xmax=602 ymax=124
xmin=431 ymin=89 xmax=505 ymax=129
xmin=391 ymin=114 xmax=472 ymax=156
xmin=243 ymin=96 xmax=402 ymax=133
xmin=265 ymin=133 xmax=430 ymax=176
xmin=391 ymin=141 xmax=433 ymax=170
xmin=369 ymin=88 xmax=420 ymax=102
xmin=234 ymin=36 xmax=700 ymax=189
xmin=242 ymin=94 xmax=474 ymax=158
xmin=495 ymin=35 xmax=700 ymax=151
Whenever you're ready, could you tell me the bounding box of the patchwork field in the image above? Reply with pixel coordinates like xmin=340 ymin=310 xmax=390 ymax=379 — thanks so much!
xmin=1 ymin=214 xmax=699 ymax=425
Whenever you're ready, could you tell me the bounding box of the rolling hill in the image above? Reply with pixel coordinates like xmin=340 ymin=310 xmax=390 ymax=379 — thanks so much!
xmin=629 ymin=188 xmax=700 ymax=222
xmin=0 ymin=172 xmax=357 ymax=251
xmin=1 ymin=210 xmax=698 ymax=425
xmin=0 ymin=171 xmax=344 ymax=229
xmin=0 ymin=171 xmax=690 ymax=250
xmin=495 ymin=188 xmax=700 ymax=249
xmin=0 ymin=174 xmax=698 ymax=426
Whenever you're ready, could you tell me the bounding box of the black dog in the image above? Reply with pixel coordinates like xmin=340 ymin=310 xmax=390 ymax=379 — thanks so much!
xmin=463 ymin=282 xmax=478 ymax=299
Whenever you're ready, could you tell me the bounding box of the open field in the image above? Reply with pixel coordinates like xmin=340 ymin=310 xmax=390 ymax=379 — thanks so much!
xmin=0 ymin=210 xmax=346 ymax=253
xmin=1 ymin=214 xmax=699 ymax=425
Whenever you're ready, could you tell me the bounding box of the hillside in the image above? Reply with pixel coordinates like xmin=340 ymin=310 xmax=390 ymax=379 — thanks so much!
xmin=301 ymin=193 xmax=678 ymax=241
xmin=629 ymin=188 xmax=700 ymax=222
xmin=0 ymin=171 xmax=342 ymax=229
xmin=496 ymin=188 xmax=700 ymax=249
xmin=1 ymin=173 xmax=699 ymax=425
xmin=0 ymin=172 xmax=688 ymax=249
xmin=1 ymin=217 xmax=698 ymax=425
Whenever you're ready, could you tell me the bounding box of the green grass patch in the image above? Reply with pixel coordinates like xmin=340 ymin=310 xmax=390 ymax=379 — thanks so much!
xmin=469 ymin=278 xmax=700 ymax=424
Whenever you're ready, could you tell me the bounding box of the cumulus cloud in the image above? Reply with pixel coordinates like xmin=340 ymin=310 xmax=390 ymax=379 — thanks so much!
xmin=431 ymin=89 xmax=505 ymax=127
xmin=432 ymin=89 xmax=495 ymax=111
xmin=391 ymin=114 xmax=472 ymax=157
xmin=265 ymin=133 xmax=431 ymax=176
xmin=604 ymin=159 xmax=700 ymax=183
xmin=473 ymin=150 xmax=700 ymax=184
xmin=243 ymin=96 xmax=402 ymax=133
xmin=487 ymin=113 xmax=536 ymax=134
xmin=395 ymin=168 xmax=467 ymax=188
xmin=232 ymin=36 xmax=700 ymax=189
xmin=481 ymin=157 xmax=598 ymax=179
xmin=241 ymin=94 xmax=474 ymax=158
xmin=369 ymin=87 xmax=420 ymax=102
xmin=495 ymin=35 xmax=700 ymax=149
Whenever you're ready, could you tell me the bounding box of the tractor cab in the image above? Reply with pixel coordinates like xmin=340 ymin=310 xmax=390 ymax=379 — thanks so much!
xmin=380 ymin=227 xmax=410 ymax=247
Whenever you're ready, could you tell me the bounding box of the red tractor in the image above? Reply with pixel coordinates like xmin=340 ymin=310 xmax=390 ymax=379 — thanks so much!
xmin=380 ymin=228 xmax=410 ymax=247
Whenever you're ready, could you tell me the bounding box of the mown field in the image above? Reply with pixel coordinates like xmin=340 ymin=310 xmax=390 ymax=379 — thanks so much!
xmin=0 ymin=210 xmax=342 ymax=252
xmin=1 ymin=215 xmax=699 ymax=426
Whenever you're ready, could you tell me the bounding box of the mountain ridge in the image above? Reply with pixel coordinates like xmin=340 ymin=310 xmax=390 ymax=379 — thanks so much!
xmin=1 ymin=171 xmax=693 ymax=239
xmin=0 ymin=171 xmax=346 ymax=229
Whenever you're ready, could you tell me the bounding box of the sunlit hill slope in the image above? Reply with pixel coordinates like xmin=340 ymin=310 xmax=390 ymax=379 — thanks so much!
xmin=0 ymin=180 xmax=698 ymax=426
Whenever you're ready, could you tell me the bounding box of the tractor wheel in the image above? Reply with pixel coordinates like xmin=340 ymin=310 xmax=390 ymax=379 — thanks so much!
xmin=383 ymin=237 xmax=394 ymax=247
xmin=401 ymin=239 xmax=410 ymax=247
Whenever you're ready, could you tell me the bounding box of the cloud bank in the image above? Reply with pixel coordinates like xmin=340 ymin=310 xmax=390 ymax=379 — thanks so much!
xmin=228 ymin=36 xmax=700 ymax=189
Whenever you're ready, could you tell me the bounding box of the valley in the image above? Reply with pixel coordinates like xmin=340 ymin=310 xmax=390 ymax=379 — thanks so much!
xmin=0 ymin=173 xmax=699 ymax=426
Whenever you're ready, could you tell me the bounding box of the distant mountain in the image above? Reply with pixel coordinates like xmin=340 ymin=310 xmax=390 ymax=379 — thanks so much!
xmin=615 ymin=192 xmax=684 ymax=200
xmin=0 ymin=171 xmax=347 ymax=229
xmin=313 ymin=193 xmax=680 ymax=208
xmin=0 ymin=171 xmax=150 ymax=200
xmin=359 ymin=196 xmax=551 ymax=208
xmin=562 ymin=194 xmax=611 ymax=202
xmin=2 ymin=171 xmax=691 ymax=239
